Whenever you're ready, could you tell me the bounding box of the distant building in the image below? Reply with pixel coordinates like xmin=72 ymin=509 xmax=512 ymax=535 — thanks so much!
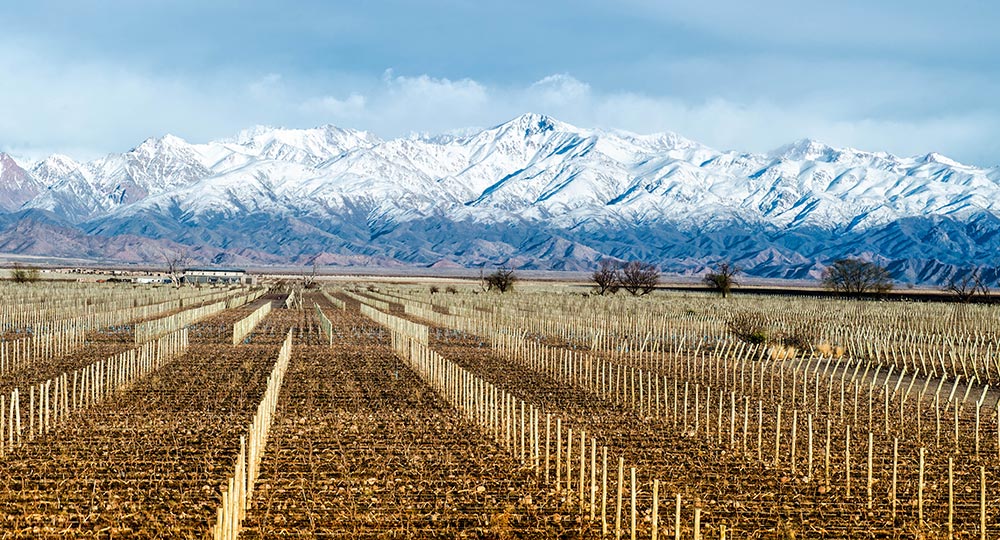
xmin=133 ymin=276 xmax=172 ymax=284
xmin=181 ymin=267 xmax=255 ymax=285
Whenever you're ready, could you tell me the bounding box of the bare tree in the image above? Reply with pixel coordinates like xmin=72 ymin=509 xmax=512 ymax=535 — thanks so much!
xmin=302 ymin=259 xmax=320 ymax=289
xmin=822 ymin=258 xmax=893 ymax=297
xmin=944 ymin=267 xmax=990 ymax=303
xmin=161 ymin=249 xmax=189 ymax=288
xmin=703 ymin=262 xmax=739 ymax=298
xmin=10 ymin=263 xmax=40 ymax=283
xmin=484 ymin=266 xmax=517 ymax=293
xmin=591 ymin=259 xmax=621 ymax=295
xmin=619 ymin=261 xmax=659 ymax=296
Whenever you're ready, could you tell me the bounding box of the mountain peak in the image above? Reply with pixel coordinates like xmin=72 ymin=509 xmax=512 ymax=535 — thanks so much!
xmin=0 ymin=152 xmax=44 ymax=212
xmin=31 ymin=154 xmax=81 ymax=177
xmin=160 ymin=133 xmax=189 ymax=146
xmin=922 ymin=152 xmax=963 ymax=167
xmin=770 ymin=138 xmax=836 ymax=161
xmin=496 ymin=113 xmax=575 ymax=137
xmin=131 ymin=134 xmax=192 ymax=154
xmin=228 ymin=124 xmax=380 ymax=153
xmin=232 ymin=124 xmax=278 ymax=145
xmin=43 ymin=153 xmax=79 ymax=164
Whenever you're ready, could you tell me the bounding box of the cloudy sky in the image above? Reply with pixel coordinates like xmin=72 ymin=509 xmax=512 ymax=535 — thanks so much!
xmin=1 ymin=0 xmax=998 ymax=166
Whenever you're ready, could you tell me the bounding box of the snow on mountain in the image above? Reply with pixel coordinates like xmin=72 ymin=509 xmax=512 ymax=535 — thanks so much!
xmin=2 ymin=113 xmax=1000 ymax=282
xmin=196 ymin=124 xmax=384 ymax=172
xmin=0 ymin=153 xmax=45 ymax=212
xmin=22 ymin=134 xmax=213 ymax=221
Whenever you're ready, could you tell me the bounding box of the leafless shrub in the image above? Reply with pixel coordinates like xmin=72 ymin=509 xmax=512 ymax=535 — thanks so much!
xmin=484 ymin=266 xmax=517 ymax=293
xmin=703 ymin=261 xmax=739 ymax=297
xmin=777 ymin=325 xmax=816 ymax=351
xmin=944 ymin=267 xmax=990 ymax=303
xmin=591 ymin=259 xmax=622 ymax=295
xmin=303 ymin=260 xmax=320 ymax=289
xmin=726 ymin=312 xmax=769 ymax=344
xmin=160 ymin=249 xmax=189 ymax=288
xmin=619 ymin=261 xmax=658 ymax=296
xmin=10 ymin=263 xmax=40 ymax=283
xmin=822 ymin=258 xmax=893 ymax=297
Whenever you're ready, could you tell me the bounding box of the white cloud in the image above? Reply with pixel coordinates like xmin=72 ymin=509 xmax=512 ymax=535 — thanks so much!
xmin=528 ymin=74 xmax=591 ymax=105
xmin=301 ymin=93 xmax=367 ymax=117
xmin=366 ymin=71 xmax=494 ymax=134
xmin=0 ymin=36 xmax=997 ymax=168
xmin=248 ymin=73 xmax=284 ymax=100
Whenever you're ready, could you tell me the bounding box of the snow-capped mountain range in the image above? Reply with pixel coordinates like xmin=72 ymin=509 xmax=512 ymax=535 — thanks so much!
xmin=1 ymin=113 xmax=999 ymax=283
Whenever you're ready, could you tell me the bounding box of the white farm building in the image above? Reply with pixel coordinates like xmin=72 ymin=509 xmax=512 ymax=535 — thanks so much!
xmin=181 ymin=267 xmax=255 ymax=285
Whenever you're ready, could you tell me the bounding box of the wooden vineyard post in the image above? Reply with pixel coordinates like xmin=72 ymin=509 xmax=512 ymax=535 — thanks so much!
xmin=892 ymin=438 xmax=898 ymax=521
xmin=533 ymin=407 xmax=540 ymax=473
xmin=616 ymin=456 xmax=624 ymax=540
xmin=936 ymin=394 xmax=942 ymax=446
xmin=976 ymin=400 xmax=981 ymax=457
xmin=239 ymin=435 xmax=247 ymax=521
xmin=37 ymin=383 xmax=44 ymax=437
xmin=630 ymin=467 xmax=637 ymax=540
xmin=955 ymin=407 xmax=960 ymax=451
xmin=545 ymin=414 xmax=551 ymax=484
xmin=520 ymin=401 xmax=526 ymax=464
xmin=567 ymin=428 xmax=574 ymax=494
xmin=683 ymin=382 xmax=689 ymax=431
xmin=673 ymin=380 xmax=679 ymax=429
xmin=729 ymin=392 xmax=736 ymax=447
xmin=556 ymin=419 xmax=562 ymax=491
xmin=807 ymin=414 xmax=814 ymax=481
xmin=884 ymin=386 xmax=890 ymax=436
xmin=693 ymin=507 xmax=701 ymax=540
xmin=505 ymin=394 xmax=512 ymax=451
xmin=602 ymin=447 xmax=608 ymax=536
xmin=579 ymin=430 xmax=586 ymax=511
xmin=12 ymin=389 xmax=20 ymax=449
xmin=867 ymin=431 xmax=874 ymax=510
xmin=981 ymin=466 xmax=986 ymax=540
xmin=716 ymin=388 xmax=724 ymax=445
xmin=774 ymin=404 xmax=782 ymax=467
xmin=694 ymin=384 xmax=699 ymax=435
xmin=918 ymin=447 xmax=925 ymax=525
xmin=743 ymin=398 xmax=749 ymax=453
xmin=591 ymin=438 xmax=597 ymax=520
xmin=652 ymin=479 xmax=660 ymax=540
xmin=845 ymin=425 xmax=852 ymax=498
xmin=757 ymin=400 xmax=763 ymax=462
xmin=948 ymin=457 xmax=954 ymax=540
xmin=50 ymin=378 xmax=56 ymax=431
xmin=215 ymin=501 xmax=224 ymax=540
xmin=44 ymin=380 xmax=51 ymax=434
xmin=791 ymin=410 xmax=798 ymax=475
xmin=675 ymin=493 xmax=682 ymax=540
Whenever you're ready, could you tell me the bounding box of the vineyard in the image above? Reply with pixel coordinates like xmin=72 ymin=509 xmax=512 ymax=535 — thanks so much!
xmin=0 ymin=279 xmax=997 ymax=538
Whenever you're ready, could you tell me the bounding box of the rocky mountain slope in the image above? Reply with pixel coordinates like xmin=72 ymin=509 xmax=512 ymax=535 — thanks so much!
xmin=2 ymin=113 xmax=998 ymax=283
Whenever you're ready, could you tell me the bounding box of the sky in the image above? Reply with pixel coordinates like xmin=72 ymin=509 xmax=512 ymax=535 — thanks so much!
xmin=1 ymin=0 xmax=998 ymax=166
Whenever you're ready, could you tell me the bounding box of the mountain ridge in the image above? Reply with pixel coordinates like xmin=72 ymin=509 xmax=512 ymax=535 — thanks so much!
xmin=2 ymin=113 xmax=998 ymax=284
